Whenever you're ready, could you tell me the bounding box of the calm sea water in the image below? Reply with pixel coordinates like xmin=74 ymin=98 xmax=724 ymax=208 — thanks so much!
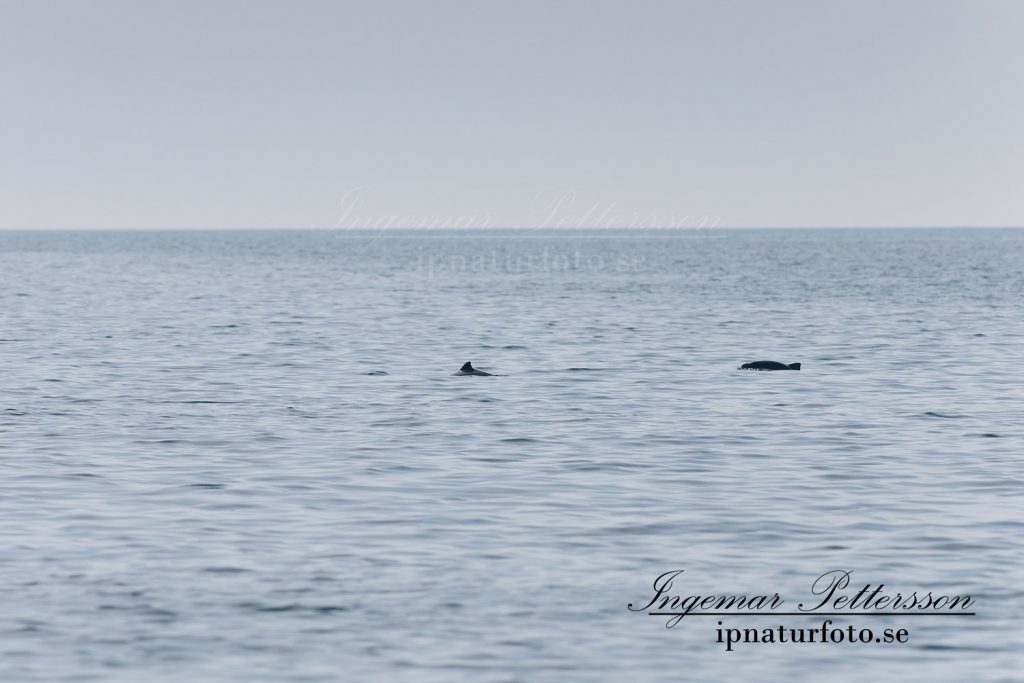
xmin=1 ymin=229 xmax=1021 ymax=682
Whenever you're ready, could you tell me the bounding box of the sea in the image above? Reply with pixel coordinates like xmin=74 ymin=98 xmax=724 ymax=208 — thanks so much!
xmin=0 ymin=228 xmax=1021 ymax=682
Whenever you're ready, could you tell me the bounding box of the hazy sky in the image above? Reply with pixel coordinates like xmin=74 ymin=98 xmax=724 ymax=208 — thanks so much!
xmin=2 ymin=0 xmax=1022 ymax=228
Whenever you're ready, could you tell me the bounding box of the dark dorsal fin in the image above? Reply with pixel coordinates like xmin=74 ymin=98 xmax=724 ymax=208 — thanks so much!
xmin=460 ymin=362 xmax=474 ymax=372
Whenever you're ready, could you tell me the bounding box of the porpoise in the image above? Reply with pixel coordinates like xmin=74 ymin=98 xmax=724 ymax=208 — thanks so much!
xmin=739 ymin=361 xmax=801 ymax=371
xmin=455 ymin=361 xmax=493 ymax=376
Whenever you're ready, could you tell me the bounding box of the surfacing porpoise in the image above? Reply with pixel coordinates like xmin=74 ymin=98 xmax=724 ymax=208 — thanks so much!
xmin=455 ymin=361 xmax=493 ymax=376
xmin=739 ymin=361 xmax=801 ymax=371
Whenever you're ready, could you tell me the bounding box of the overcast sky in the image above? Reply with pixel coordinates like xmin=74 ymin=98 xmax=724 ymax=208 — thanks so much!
xmin=2 ymin=0 xmax=1022 ymax=228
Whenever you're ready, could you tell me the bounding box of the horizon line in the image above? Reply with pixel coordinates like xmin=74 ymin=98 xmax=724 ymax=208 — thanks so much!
xmin=1 ymin=225 xmax=1022 ymax=231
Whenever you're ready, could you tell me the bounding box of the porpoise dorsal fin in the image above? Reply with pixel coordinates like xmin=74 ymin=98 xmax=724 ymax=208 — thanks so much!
xmin=460 ymin=362 xmax=474 ymax=372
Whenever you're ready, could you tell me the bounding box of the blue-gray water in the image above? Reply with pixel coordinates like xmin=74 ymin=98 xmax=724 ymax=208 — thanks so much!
xmin=1 ymin=229 xmax=1021 ymax=682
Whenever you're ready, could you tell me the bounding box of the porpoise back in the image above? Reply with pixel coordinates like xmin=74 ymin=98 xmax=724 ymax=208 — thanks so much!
xmin=456 ymin=361 xmax=493 ymax=376
xmin=739 ymin=361 xmax=801 ymax=371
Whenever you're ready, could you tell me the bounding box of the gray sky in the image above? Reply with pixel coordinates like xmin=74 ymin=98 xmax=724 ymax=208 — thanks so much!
xmin=2 ymin=0 xmax=1022 ymax=228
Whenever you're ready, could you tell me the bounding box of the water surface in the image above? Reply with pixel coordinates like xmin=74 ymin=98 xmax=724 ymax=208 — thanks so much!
xmin=0 ymin=229 xmax=1021 ymax=681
